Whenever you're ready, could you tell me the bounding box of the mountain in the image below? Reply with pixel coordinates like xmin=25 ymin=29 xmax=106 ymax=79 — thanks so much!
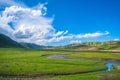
xmin=0 ymin=33 xmax=23 ymax=48
xmin=0 ymin=33 xmax=119 ymax=50
xmin=57 ymin=41 xmax=120 ymax=50
xmin=20 ymin=42 xmax=46 ymax=49
xmin=20 ymin=42 xmax=54 ymax=49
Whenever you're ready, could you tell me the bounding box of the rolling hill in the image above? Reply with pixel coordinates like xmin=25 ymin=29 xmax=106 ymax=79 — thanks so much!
xmin=0 ymin=33 xmax=120 ymax=50
xmin=0 ymin=33 xmax=23 ymax=48
xmin=58 ymin=41 xmax=120 ymax=50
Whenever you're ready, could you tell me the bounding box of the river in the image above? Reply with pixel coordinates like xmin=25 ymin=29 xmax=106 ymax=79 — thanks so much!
xmin=47 ymin=54 xmax=120 ymax=73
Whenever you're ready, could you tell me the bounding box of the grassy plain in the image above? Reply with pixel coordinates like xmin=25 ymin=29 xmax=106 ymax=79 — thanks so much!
xmin=0 ymin=48 xmax=120 ymax=80
xmin=69 ymin=51 xmax=120 ymax=61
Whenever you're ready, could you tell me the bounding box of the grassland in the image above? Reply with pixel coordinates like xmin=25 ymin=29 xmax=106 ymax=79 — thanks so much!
xmin=0 ymin=48 xmax=120 ymax=80
xmin=69 ymin=51 xmax=120 ymax=61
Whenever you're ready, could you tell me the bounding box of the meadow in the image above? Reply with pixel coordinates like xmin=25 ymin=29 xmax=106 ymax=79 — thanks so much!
xmin=69 ymin=51 xmax=120 ymax=61
xmin=0 ymin=48 xmax=120 ymax=80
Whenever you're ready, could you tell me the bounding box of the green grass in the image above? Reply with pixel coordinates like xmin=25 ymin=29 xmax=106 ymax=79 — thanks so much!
xmin=0 ymin=48 xmax=105 ymax=75
xmin=69 ymin=51 xmax=120 ymax=61
xmin=42 ymin=71 xmax=120 ymax=80
xmin=0 ymin=48 xmax=120 ymax=80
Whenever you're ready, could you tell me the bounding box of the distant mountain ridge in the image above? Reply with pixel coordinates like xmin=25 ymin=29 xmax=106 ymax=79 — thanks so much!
xmin=0 ymin=33 xmax=52 ymax=49
xmin=20 ymin=42 xmax=46 ymax=49
xmin=57 ymin=41 xmax=120 ymax=50
xmin=0 ymin=33 xmax=120 ymax=50
xmin=0 ymin=33 xmax=23 ymax=48
xmin=20 ymin=42 xmax=54 ymax=49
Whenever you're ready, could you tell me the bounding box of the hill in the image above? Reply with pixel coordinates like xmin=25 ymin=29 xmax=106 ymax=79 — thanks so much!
xmin=20 ymin=42 xmax=46 ymax=49
xmin=20 ymin=42 xmax=54 ymax=49
xmin=0 ymin=33 xmax=23 ymax=48
xmin=0 ymin=33 xmax=119 ymax=50
xmin=58 ymin=41 xmax=120 ymax=50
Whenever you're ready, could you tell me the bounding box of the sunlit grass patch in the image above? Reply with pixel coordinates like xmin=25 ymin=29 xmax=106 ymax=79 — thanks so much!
xmin=69 ymin=52 xmax=120 ymax=61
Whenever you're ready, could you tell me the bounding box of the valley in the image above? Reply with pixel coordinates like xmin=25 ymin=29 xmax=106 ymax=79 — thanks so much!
xmin=0 ymin=48 xmax=120 ymax=80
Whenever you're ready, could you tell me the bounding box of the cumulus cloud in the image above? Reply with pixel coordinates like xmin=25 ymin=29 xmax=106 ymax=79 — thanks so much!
xmin=0 ymin=3 xmax=53 ymax=41
xmin=0 ymin=0 xmax=110 ymax=45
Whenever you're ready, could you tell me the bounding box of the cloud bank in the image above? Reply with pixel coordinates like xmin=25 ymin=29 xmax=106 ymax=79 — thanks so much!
xmin=0 ymin=0 xmax=110 ymax=45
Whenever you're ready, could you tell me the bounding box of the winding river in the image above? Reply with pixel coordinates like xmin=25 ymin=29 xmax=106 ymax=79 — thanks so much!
xmin=47 ymin=54 xmax=120 ymax=73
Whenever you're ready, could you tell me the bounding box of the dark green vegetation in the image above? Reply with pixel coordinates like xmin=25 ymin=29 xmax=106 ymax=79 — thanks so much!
xmin=0 ymin=48 xmax=120 ymax=80
xmin=43 ymin=71 xmax=120 ymax=80
xmin=0 ymin=33 xmax=23 ymax=48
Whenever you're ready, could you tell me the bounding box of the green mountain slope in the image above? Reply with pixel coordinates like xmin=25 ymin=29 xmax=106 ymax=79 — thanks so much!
xmin=0 ymin=33 xmax=23 ymax=48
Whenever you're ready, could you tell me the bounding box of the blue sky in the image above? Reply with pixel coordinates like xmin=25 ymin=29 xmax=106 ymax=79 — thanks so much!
xmin=49 ymin=0 xmax=120 ymax=35
xmin=0 ymin=0 xmax=120 ymax=46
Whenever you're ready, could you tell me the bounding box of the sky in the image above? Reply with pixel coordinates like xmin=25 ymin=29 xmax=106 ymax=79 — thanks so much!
xmin=0 ymin=0 xmax=120 ymax=46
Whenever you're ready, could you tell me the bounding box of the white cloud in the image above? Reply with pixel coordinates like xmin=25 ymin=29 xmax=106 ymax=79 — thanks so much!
xmin=53 ymin=31 xmax=65 ymax=37
xmin=105 ymin=31 xmax=110 ymax=35
xmin=49 ymin=35 xmax=73 ymax=42
xmin=0 ymin=0 xmax=110 ymax=45
xmin=53 ymin=30 xmax=68 ymax=37
xmin=63 ymin=30 xmax=68 ymax=35
xmin=70 ymin=40 xmax=82 ymax=43
xmin=114 ymin=39 xmax=119 ymax=41
xmin=0 ymin=0 xmax=26 ymax=8
xmin=0 ymin=3 xmax=53 ymax=43
xmin=76 ymin=32 xmax=109 ymax=38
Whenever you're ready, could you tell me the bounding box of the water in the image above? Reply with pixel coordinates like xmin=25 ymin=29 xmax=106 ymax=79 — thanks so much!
xmin=106 ymin=63 xmax=114 ymax=71
xmin=47 ymin=54 xmax=120 ymax=73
